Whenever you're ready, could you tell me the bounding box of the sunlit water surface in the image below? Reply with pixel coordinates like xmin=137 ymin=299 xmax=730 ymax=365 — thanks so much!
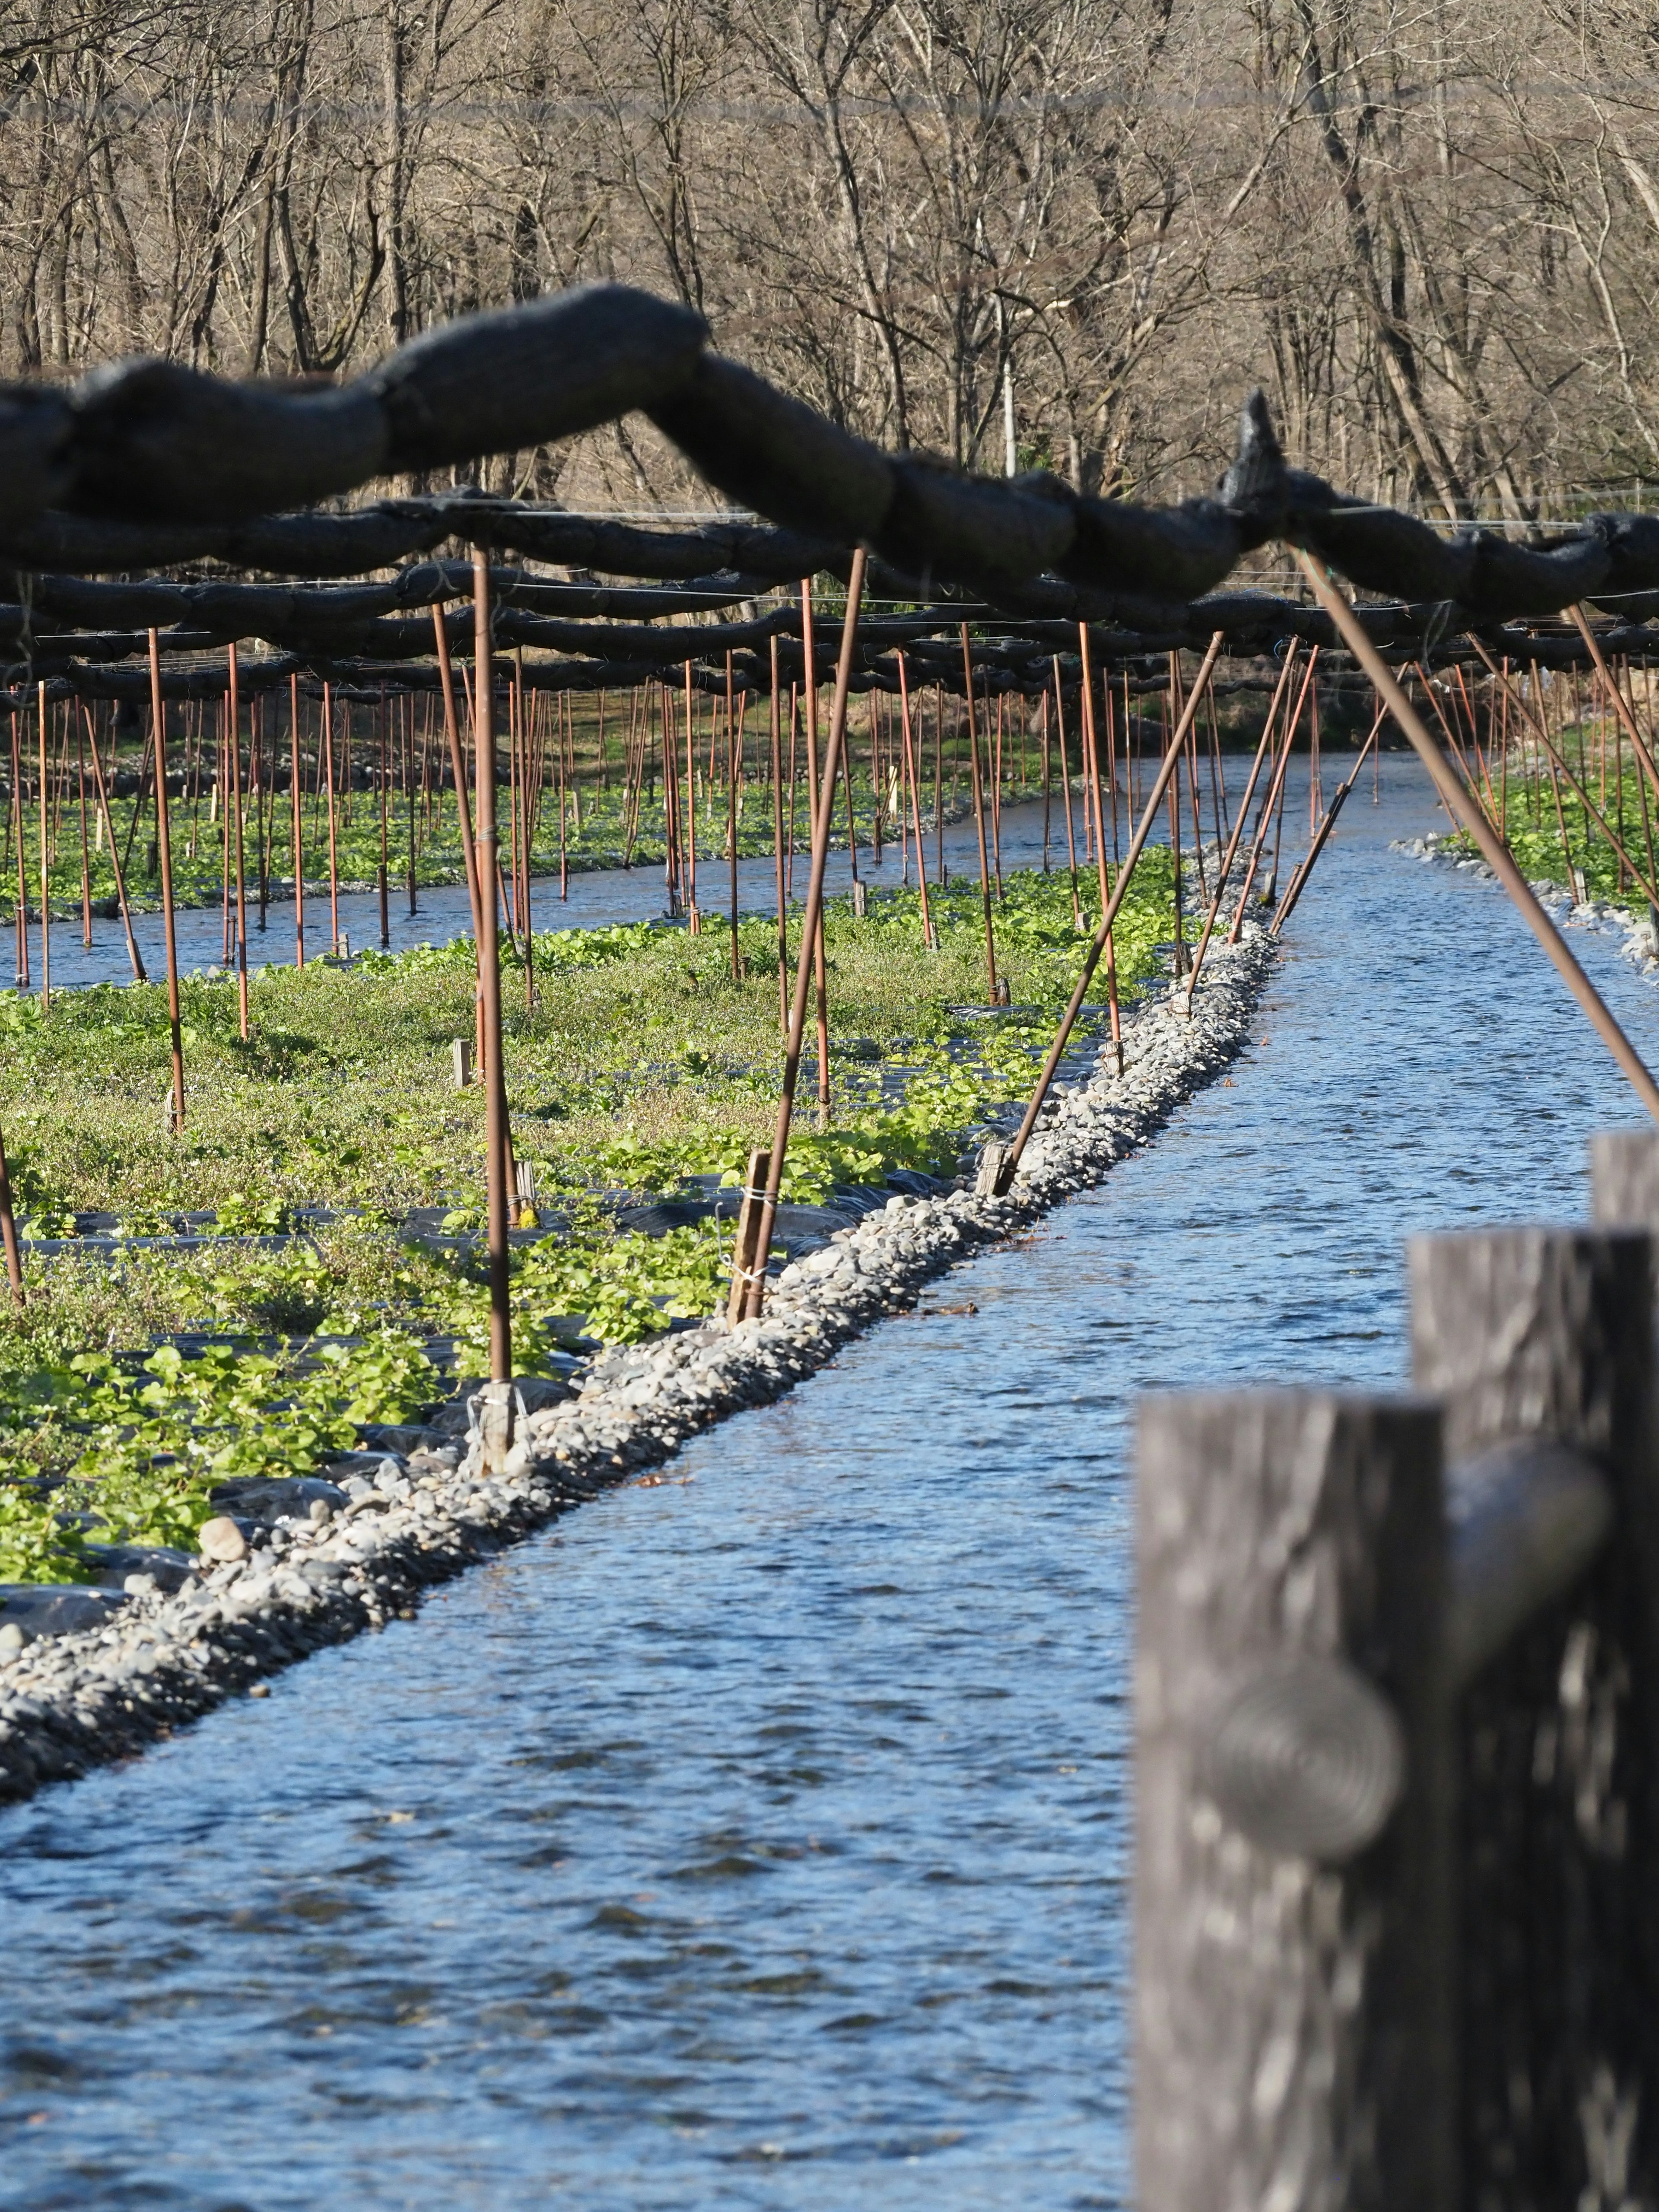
xmin=5 ymin=757 xmax=1657 ymax=2209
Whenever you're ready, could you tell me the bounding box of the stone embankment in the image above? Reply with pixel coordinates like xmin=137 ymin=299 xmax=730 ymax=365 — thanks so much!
xmin=0 ymin=924 xmax=1277 ymax=1805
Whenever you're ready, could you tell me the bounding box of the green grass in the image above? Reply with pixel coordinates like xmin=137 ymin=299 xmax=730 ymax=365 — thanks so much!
xmin=0 ymin=855 xmax=1179 ymax=1576
xmin=1448 ymin=737 xmax=1659 ymax=905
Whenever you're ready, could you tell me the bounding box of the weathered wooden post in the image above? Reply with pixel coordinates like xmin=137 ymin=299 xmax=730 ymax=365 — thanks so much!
xmin=1410 ymin=1224 xmax=1659 ymax=2211
xmin=1135 ymin=1390 xmax=1456 ymax=2212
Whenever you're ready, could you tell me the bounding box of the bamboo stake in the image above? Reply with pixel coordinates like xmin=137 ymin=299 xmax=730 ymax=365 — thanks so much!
xmin=0 ymin=1121 xmax=22 ymax=1304
xmin=742 ymin=550 xmax=868 ymax=1319
xmin=1296 ymin=553 xmax=1659 ymax=1124
xmin=996 ymin=633 xmax=1225 ymax=1193
xmin=148 ymin=632 xmax=186 ymax=1132
xmin=726 ymin=1147 xmax=773 ymax=1324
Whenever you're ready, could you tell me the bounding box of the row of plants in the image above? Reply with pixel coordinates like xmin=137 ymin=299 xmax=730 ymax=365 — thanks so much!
xmin=0 ymin=855 xmax=1179 ymax=1578
xmin=2 ymin=744 xmax=1047 ymax=918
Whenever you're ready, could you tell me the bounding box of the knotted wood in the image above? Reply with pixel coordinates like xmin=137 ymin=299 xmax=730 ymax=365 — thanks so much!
xmin=1136 ymin=1389 xmax=1453 ymax=2212
xmin=1411 ymin=1226 xmax=1659 ymax=2212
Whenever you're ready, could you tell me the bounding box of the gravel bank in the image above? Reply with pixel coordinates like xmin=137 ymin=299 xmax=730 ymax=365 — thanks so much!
xmin=0 ymin=923 xmax=1276 ymax=1805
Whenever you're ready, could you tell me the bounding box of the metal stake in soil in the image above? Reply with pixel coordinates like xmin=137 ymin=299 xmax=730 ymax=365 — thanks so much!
xmin=472 ymin=553 xmax=513 ymax=1386
xmin=995 ymin=631 xmax=1225 ymax=1195
xmin=960 ymin=624 xmax=999 ymax=1002
xmin=147 ymin=629 xmax=186 ymax=1133
xmin=769 ymin=635 xmax=788 ymax=1027
xmin=896 ymin=653 xmax=934 ymax=951
xmin=1295 ymin=550 xmax=1659 ymax=1125
xmin=743 ymin=549 xmax=868 ymax=1319
xmin=227 ymin=646 xmax=250 ymax=1039
xmin=36 ymin=683 xmax=48 ymax=1007
xmin=321 ymin=683 xmax=341 ymax=956
xmin=1183 ymin=645 xmax=1299 ymax=1011
xmin=289 ymin=674 xmax=305 ymax=968
xmin=83 ymin=706 xmax=146 ymax=983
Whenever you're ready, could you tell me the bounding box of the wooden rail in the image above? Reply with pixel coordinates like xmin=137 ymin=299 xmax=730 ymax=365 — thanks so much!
xmin=1135 ymin=1131 xmax=1659 ymax=2209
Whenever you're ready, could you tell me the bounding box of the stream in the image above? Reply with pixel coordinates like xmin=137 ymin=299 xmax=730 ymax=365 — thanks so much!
xmin=6 ymin=755 xmax=1659 ymax=2209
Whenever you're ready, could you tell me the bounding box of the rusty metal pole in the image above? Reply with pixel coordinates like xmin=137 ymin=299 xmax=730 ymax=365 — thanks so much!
xmin=742 ymin=550 xmax=867 ymax=1319
xmin=36 ymin=683 xmax=49 ymax=1008
xmin=76 ymin=707 xmax=91 ymax=948
xmin=769 ymin=635 xmax=788 ymax=1028
xmin=228 ymin=646 xmax=249 ymax=1039
xmin=1227 ymin=647 xmax=1316 ymax=944
xmin=10 ymin=712 xmax=28 ymax=989
xmin=1471 ymin=642 xmax=1659 ymax=909
xmin=1269 ymin=706 xmax=1386 ymax=935
xmin=1570 ymin=606 xmax=1659 ymax=811
xmin=896 ymin=652 xmax=934 ymax=951
xmin=83 ymin=706 xmax=146 ymax=982
xmin=321 ymin=683 xmax=340 ymax=955
xmin=1184 ymin=646 xmax=1301 ymax=1009
xmin=472 ymin=553 xmax=512 ymax=1385
xmin=683 ymin=659 xmax=699 ymax=933
xmin=1078 ymin=626 xmax=1122 ymax=1062
xmin=148 ymin=631 xmax=186 ymax=1133
xmin=289 ymin=674 xmax=305 ymax=968
xmin=1297 ymin=552 xmax=1659 ymax=1124
xmin=432 ymin=604 xmax=483 ymax=942
xmin=800 ymin=582 xmax=831 ymax=1120
xmin=960 ymin=624 xmax=999 ymax=1002
xmin=996 ymin=632 xmax=1225 ymax=1194
xmin=727 ymin=651 xmax=742 ymax=980
xmin=1052 ymin=656 xmax=1082 ymax=928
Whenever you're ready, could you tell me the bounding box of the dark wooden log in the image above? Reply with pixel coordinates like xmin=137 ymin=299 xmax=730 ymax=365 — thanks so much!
xmin=1410 ymin=1226 xmax=1659 ymax=2212
xmin=1136 ymin=1389 xmax=1454 ymax=2212
xmin=1591 ymin=1128 xmax=1659 ymax=1234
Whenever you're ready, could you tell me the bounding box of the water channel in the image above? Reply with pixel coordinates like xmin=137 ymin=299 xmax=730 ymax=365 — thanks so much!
xmin=32 ymin=795 xmax=1057 ymax=992
xmin=6 ymin=756 xmax=1659 ymax=2209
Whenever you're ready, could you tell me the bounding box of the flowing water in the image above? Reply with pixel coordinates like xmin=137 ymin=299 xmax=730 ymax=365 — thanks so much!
xmin=6 ymin=756 xmax=1657 ymax=2210
xmin=31 ymin=793 xmax=1056 ymax=991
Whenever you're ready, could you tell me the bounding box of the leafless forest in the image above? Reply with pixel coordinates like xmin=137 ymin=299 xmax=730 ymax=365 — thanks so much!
xmin=3 ymin=0 xmax=1657 ymax=521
